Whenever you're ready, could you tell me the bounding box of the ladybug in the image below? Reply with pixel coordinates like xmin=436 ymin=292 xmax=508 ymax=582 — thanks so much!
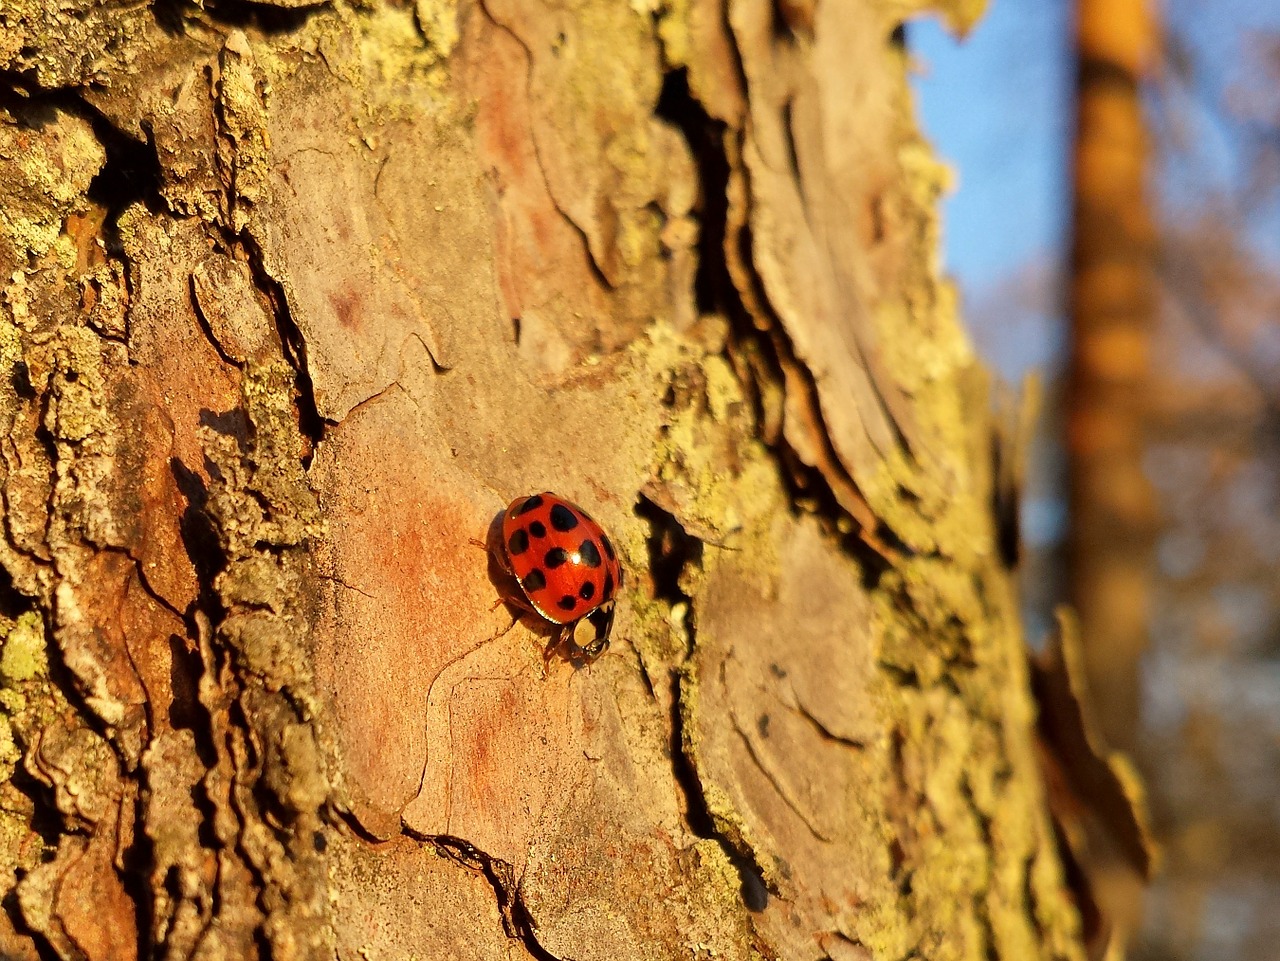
xmin=486 ymin=492 xmax=622 ymax=665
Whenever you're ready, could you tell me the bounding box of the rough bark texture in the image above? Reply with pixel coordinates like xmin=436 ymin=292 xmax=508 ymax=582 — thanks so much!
xmin=0 ymin=0 xmax=1087 ymax=959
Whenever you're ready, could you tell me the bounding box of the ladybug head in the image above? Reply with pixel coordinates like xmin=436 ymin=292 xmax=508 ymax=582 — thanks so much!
xmin=577 ymin=599 xmax=616 ymax=662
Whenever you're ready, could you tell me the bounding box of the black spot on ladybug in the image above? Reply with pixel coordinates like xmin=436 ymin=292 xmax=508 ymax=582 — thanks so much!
xmin=578 ymin=539 xmax=601 ymax=568
xmin=516 ymin=495 xmax=544 ymax=515
xmin=528 ymin=520 xmax=547 ymax=538
xmin=545 ymin=547 xmax=568 ymax=568
xmin=600 ymin=535 xmax=616 ymax=560
xmin=557 ymin=595 xmax=576 ymax=612
xmin=523 ymin=568 xmax=546 ymax=592
xmin=508 ymin=529 xmax=530 ymax=556
xmin=579 ymin=581 xmax=595 ymax=601
xmin=602 ymin=570 xmax=614 ymax=598
xmin=550 ymin=504 xmax=579 ymax=531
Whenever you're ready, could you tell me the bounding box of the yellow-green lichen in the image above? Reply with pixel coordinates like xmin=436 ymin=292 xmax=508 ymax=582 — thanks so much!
xmin=685 ymin=837 xmax=741 ymax=904
xmin=1 ymin=611 xmax=48 ymax=684
xmin=654 ymin=0 xmax=692 ymax=70
xmin=313 ymin=1 xmax=459 ymax=116
xmin=676 ymin=661 xmax=787 ymax=895
xmin=367 ymin=0 xmax=458 ymax=83
xmin=0 ymin=715 xmax=18 ymax=780
xmin=639 ymin=320 xmax=785 ymax=547
xmin=46 ymin=325 xmax=109 ymax=444
xmin=867 ymin=541 xmax=1088 ymax=961
xmin=0 ymin=106 xmax=105 ymax=264
xmin=0 ymin=310 xmax=23 ymax=414
xmin=873 ymin=559 xmax=991 ymax=690
xmin=217 ymin=31 xmax=272 ymax=233
xmin=414 ymin=0 xmax=459 ymax=61
xmin=0 ymin=0 xmax=154 ymax=88
xmin=0 ymin=606 xmax=59 ymax=881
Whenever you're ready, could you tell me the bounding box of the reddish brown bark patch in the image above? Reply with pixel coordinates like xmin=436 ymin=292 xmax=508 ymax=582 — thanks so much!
xmin=311 ymin=388 xmax=517 ymax=837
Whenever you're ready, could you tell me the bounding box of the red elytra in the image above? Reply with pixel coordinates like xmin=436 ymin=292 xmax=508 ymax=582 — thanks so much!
xmin=489 ymin=492 xmax=622 ymax=664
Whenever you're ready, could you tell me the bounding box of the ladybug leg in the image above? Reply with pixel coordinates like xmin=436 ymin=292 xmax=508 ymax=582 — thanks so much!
xmin=472 ymin=534 xmax=513 ymax=578
xmin=499 ymin=591 xmax=539 ymax=617
xmin=534 ymin=630 xmax=559 ymax=681
xmin=542 ymin=626 xmax=569 ymax=674
xmin=487 ymin=594 xmax=556 ymax=672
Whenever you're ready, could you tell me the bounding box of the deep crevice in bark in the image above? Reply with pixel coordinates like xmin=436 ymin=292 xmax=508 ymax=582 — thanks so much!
xmin=171 ymin=457 xmax=232 ymax=629
xmin=0 ymin=76 xmax=162 ymax=233
xmin=86 ymin=118 xmax=164 ymax=224
xmin=0 ymin=581 xmax=110 ymax=960
xmin=653 ymin=66 xmax=897 ymax=581
xmin=4 ymin=762 xmax=61 ymax=865
xmin=654 ymin=68 xmax=730 ymax=319
xmin=1 ymin=894 xmax=57 ymax=961
xmin=121 ymin=791 xmax=158 ymax=961
xmin=236 ymin=231 xmax=327 ymax=464
xmin=0 ymin=566 xmax=33 ymax=622
xmin=1050 ymin=818 xmax=1102 ymax=948
xmin=152 ymin=0 xmax=196 ymax=36
xmin=635 ymin=495 xmax=770 ymax=911
xmin=636 ymin=494 xmax=703 ymax=650
xmin=157 ymin=0 xmax=328 ymax=38
xmin=204 ymin=0 xmax=331 ymax=35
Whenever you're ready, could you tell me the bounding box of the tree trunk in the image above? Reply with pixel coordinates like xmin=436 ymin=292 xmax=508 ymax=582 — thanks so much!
xmin=1066 ymin=0 xmax=1158 ymax=756
xmin=0 ymin=1 xmax=1088 ymax=959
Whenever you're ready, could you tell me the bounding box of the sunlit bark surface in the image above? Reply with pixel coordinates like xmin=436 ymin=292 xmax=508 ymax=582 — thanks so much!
xmin=0 ymin=1 xmax=1090 ymax=958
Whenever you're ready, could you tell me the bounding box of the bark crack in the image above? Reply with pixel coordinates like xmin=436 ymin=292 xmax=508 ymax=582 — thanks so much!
xmin=232 ymin=228 xmax=326 ymax=461
xmin=199 ymin=0 xmax=332 ymax=37
xmin=0 ymin=73 xmax=163 ymax=233
xmin=422 ymin=835 xmax=565 ymax=961
xmin=637 ymin=497 xmax=772 ymax=909
xmin=785 ymin=691 xmax=868 ymax=751
xmin=959 ymin=774 xmax=1000 ymax=960
xmin=315 ymin=572 xmax=373 ymax=600
xmin=728 ymin=703 xmax=830 ymax=844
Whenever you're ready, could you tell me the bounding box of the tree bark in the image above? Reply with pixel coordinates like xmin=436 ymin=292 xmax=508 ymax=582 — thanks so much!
xmin=0 ymin=1 xmax=1088 ymax=959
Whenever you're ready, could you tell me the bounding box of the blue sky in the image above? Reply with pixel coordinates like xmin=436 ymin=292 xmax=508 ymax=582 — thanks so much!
xmin=911 ymin=0 xmax=1280 ymax=331
xmin=909 ymin=0 xmax=1074 ymax=296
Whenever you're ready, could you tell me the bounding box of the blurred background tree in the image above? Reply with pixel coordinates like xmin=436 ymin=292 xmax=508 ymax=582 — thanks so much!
xmin=914 ymin=1 xmax=1280 ymax=959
